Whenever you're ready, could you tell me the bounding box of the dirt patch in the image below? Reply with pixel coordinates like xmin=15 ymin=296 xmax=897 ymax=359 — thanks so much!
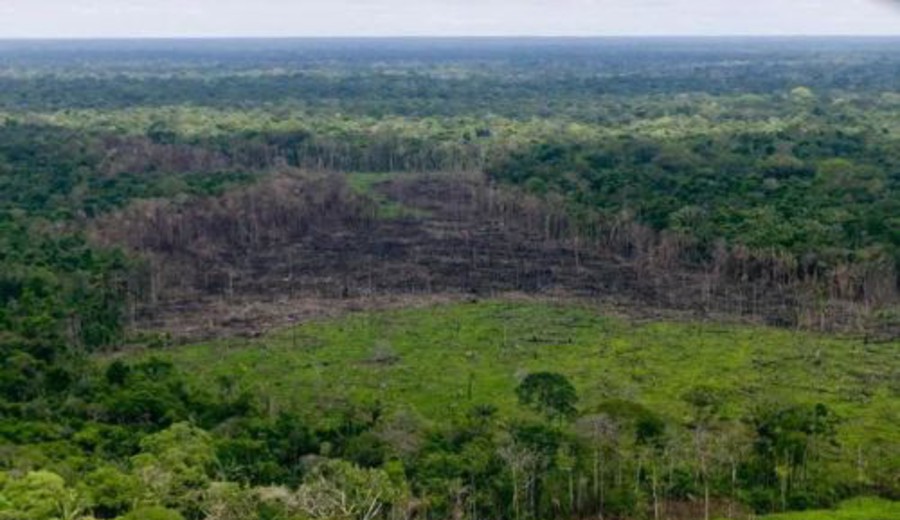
xmin=130 ymin=293 xmax=469 ymax=342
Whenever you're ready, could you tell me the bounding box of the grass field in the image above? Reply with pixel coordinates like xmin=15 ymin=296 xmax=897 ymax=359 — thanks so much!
xmin=141 ymin=300 xmax=900 ymax=452
xmin=760 ymin=497 xmax=900 ymax=520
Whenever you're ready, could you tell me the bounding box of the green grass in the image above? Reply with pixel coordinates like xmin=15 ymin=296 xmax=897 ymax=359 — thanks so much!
xmin=760 ymin=497 xmax=900 ymax=519
xmin=345 ymin=172 xmax=426 ymax=219
xmin=140 ymin=300 xmax=900 ymax=450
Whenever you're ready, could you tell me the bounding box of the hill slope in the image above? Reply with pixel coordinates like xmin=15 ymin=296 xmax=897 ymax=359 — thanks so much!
xmin=134 ymin=300 xmax=900 ymax=518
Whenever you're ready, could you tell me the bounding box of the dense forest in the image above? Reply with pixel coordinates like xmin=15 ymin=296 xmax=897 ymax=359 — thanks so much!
xmin=2 ymin=38 xmax=900 ymax=520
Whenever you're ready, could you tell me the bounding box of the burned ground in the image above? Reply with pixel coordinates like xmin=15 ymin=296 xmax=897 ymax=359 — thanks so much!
xmin=91 ymin=170 xmax=895 ymax=340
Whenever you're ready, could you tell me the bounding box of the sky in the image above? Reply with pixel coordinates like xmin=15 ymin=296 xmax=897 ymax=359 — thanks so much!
xmin=0 ymin=0 xmax=898 ymax=38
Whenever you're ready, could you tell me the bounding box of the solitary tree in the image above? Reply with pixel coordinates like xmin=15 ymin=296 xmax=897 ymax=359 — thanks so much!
xmin=516 ymin=372 xmax=578 ymax=422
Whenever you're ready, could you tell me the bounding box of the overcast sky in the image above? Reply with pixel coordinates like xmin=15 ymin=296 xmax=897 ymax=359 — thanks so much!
xmin=0 ymin=0 xmax=898 ymax=38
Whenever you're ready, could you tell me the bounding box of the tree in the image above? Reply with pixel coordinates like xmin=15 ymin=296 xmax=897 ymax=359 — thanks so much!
xmin=575 ymin=413 xmax=619 ymax=518
xmin=515 ymin=372 xmax=578 ymax=422
xmin=0 ymin=471 xmax=87 ymax=520
xmin=748 ymin=402 xmax=838 ymax=512
xmin=789 ymin=86 xmax=816 ymax=104
xmin=80 ymin=466 xmax=141 ymax=519
xmin=683 ymin=385 xmax=725 ymax=520
xmin=201 ymin=482 xmax=259 ymax=520
xmin=131 ymin=423 xmax=217 ymax=512
xmin=498 ymin=440 xmax=540 ymax=520
xmin=260 ymin=459 xmax=407 ymax=520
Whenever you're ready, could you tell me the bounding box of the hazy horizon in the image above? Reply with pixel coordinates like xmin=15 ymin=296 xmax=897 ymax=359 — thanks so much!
xmin=0 ymin=0 xmax=898 ymax=39
xmin=2 ymin=35 xmax=900 ymax=41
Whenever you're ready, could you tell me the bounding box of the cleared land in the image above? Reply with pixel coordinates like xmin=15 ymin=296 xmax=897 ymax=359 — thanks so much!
xmin=141 ymin=300 xmax=900 ymax=458
xmin=762 ymin=497 xmax=900 ymax=520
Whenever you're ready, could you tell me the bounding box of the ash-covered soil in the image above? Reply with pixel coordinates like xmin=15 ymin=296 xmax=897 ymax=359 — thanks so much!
xmin=92 ymin=171 xmax=881 ymax=341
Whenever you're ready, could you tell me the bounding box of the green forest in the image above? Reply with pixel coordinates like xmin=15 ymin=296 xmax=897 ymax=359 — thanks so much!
xmin=2 ymin=38 xmax=900 ymax=520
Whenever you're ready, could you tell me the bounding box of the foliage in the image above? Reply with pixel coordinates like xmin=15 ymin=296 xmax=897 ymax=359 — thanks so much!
xmin=515 ymin=372 xmax=578 ymax=422
xmin=141 ymin=301 xmax=900 ymax=519
xmin=3 ymin=38 xmax=900 ymax=520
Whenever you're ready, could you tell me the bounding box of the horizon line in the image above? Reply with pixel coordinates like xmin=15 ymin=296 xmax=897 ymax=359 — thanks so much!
xmin=1 ymin=33 xmax=900 ymax=41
